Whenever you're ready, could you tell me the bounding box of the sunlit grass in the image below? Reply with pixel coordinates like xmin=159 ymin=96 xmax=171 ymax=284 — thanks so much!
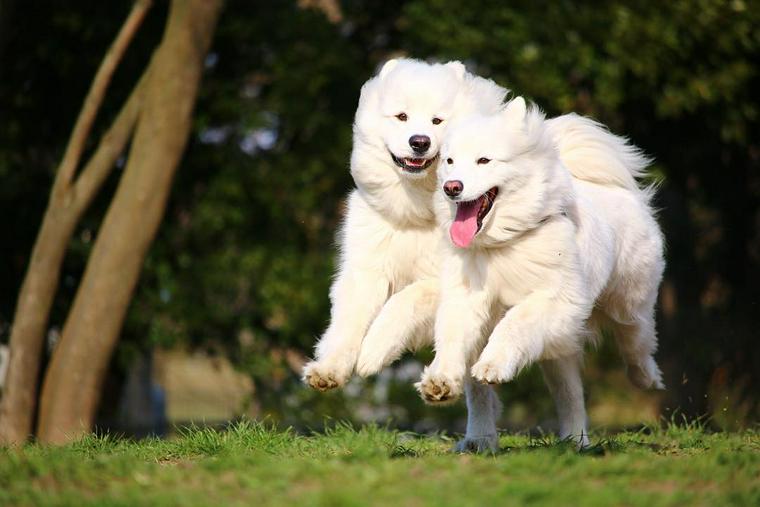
xmin=1 ymin=420 xmax=757 ymax=506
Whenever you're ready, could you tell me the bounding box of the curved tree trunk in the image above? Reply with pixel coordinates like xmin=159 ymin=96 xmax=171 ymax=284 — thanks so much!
xmin=36 ymin=0 xmax=223 ymax=444
xmin=0 ymin=1 xmax=151 ymax=445
xmin=0 ymin=211 xmax=79 ymax=444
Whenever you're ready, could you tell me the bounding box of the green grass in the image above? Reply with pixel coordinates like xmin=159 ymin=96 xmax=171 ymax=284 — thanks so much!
xmin=1 ymin=421 xmax=758 ymax=506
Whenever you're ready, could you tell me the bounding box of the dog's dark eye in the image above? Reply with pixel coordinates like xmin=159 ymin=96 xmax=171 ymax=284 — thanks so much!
xmin=432 ymin=117 xmax=443 ymax=125
xmin=477 ymin=157 xmax=491 ymax=165
xmin=446 ymin=158 xmax=453 ymax=164
xmin=395 ymin=112 xmax=408 ymax=121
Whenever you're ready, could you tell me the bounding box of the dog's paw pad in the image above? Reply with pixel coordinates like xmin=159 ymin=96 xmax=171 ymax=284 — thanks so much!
xmin=415 ymin=373 xmax=461 ymax=404
xmin=302 ymin=362 xmax=345 ymax=392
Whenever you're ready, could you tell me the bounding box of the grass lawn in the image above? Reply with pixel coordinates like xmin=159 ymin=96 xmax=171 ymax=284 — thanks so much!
xmin=1 ymin=421 xmax=757 ymax=506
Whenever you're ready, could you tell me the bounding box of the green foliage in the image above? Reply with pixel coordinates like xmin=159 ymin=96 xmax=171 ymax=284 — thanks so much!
xmin=1 ymin=422 xmax=758 ymax=506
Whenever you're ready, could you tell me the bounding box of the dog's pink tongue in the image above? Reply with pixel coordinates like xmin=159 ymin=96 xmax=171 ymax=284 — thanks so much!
xmin=450 ymin=200 xmax=480 ymax=248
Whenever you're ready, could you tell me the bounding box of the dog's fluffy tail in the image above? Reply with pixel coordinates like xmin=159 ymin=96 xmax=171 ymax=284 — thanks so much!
xmin=547 ymin=113 xmax=655 ymax=202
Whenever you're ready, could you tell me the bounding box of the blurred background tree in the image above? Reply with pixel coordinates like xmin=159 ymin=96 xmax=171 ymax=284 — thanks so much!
xmin=0 ymin=0 xmax=758 ymax=437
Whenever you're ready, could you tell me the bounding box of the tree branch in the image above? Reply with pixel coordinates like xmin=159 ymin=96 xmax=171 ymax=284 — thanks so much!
xmin=53 ymin=0 xmax=152 ymax=199
xmin=71 ymin=71 xmax=148 ymax=211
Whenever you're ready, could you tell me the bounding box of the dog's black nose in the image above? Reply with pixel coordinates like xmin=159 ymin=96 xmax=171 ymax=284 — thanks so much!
xmin=409 ymin=135 xmax=431 ymax=154
xmin=443 ymin=180 xmax=463 ymax=198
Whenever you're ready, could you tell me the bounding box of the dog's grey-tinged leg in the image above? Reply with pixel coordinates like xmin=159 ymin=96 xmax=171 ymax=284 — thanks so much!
xmin=455 ymin=378 xmax=502 ymax=453
xmin=539 ymin=353 xmax=589 ymax=449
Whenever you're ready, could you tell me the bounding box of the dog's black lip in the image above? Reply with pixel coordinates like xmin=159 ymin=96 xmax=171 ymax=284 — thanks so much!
xmin=477 ymin=187 xmax=499 ymax=230
xmin=390 ymin=151 xmax=438 ymax=173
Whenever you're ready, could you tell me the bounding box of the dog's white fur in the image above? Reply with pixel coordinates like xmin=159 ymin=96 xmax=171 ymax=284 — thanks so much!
xmin=417 ymin=97 xmax=665 ymax=450
xmin=302 ymin=59 xmax=507 ymax=391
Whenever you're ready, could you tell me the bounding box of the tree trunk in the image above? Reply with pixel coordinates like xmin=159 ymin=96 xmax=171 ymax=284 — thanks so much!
xmin=36 ymin=0 xmax=223 ymax=444
xmin=0 ymin=91 xmax=144 ymax=445
xmin=0 ymin=1 xmax=151 ymax=445
xmin=0 ymin=210 xmax=78 ymax=444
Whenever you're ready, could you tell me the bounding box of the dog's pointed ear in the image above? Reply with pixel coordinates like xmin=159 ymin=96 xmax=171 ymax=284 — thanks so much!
xmin=445 ymin=61 xmax=466 ymax=81
xmin=379 ymin=59 xmax=399 ymax=79
xmin=503 ymin=96 xmax=527 ymax=124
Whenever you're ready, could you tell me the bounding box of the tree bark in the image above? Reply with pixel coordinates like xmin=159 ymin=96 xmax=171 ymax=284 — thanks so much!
xmin=36 ymin=0 xmax=223 ymax=444
xmin=0 ymin=1 xmax=151 ymax=445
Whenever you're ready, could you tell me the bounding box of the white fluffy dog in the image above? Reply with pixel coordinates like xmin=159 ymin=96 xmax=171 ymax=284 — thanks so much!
xmin=303 ymin=59 xmax=507 ymax=391
xmin=417 ymin=97 xmax=665 ymax=451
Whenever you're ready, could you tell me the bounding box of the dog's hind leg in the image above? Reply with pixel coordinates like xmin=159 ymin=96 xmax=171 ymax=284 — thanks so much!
xmin=606 ymin=214 xmax=665 ymax=391
xmin=355 ymin=279 xmax=438 ymax=378
xmin=540 ymin=352 xmax=589 ymax=449
xmin=455 ymin=377 xmax=502 ymax=454
xmin=303 ymin=271 xmax=389 ymax=391
xmin=613 ymin=312 xmax=664 ymax=390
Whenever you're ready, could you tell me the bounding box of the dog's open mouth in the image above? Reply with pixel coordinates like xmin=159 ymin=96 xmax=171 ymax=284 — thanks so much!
xmin=450 ymin=187 xmax=499 ymax=248
xmin=390 ymin=152 xmax=437 ymax=173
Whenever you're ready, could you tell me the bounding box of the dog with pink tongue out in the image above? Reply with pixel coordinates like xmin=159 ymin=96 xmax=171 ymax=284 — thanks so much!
xmin=417 ymin=96 xmax=666 ymax=452
xmin=302 ymin=58 xmax=508 ymax=394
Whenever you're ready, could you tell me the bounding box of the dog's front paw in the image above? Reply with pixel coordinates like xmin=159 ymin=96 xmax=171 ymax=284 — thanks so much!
xmin=471 ymin=353 xmax=518 ymax=385
xmin=355 ymin=343 xmax=393 ymax=378
xmin=302 ymin=361 xmax=350 ymax=392
xmin=454 ymin=434 xmax=499 ymax=454
xmin=415 ymin=368 xmax=463 ymax=404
